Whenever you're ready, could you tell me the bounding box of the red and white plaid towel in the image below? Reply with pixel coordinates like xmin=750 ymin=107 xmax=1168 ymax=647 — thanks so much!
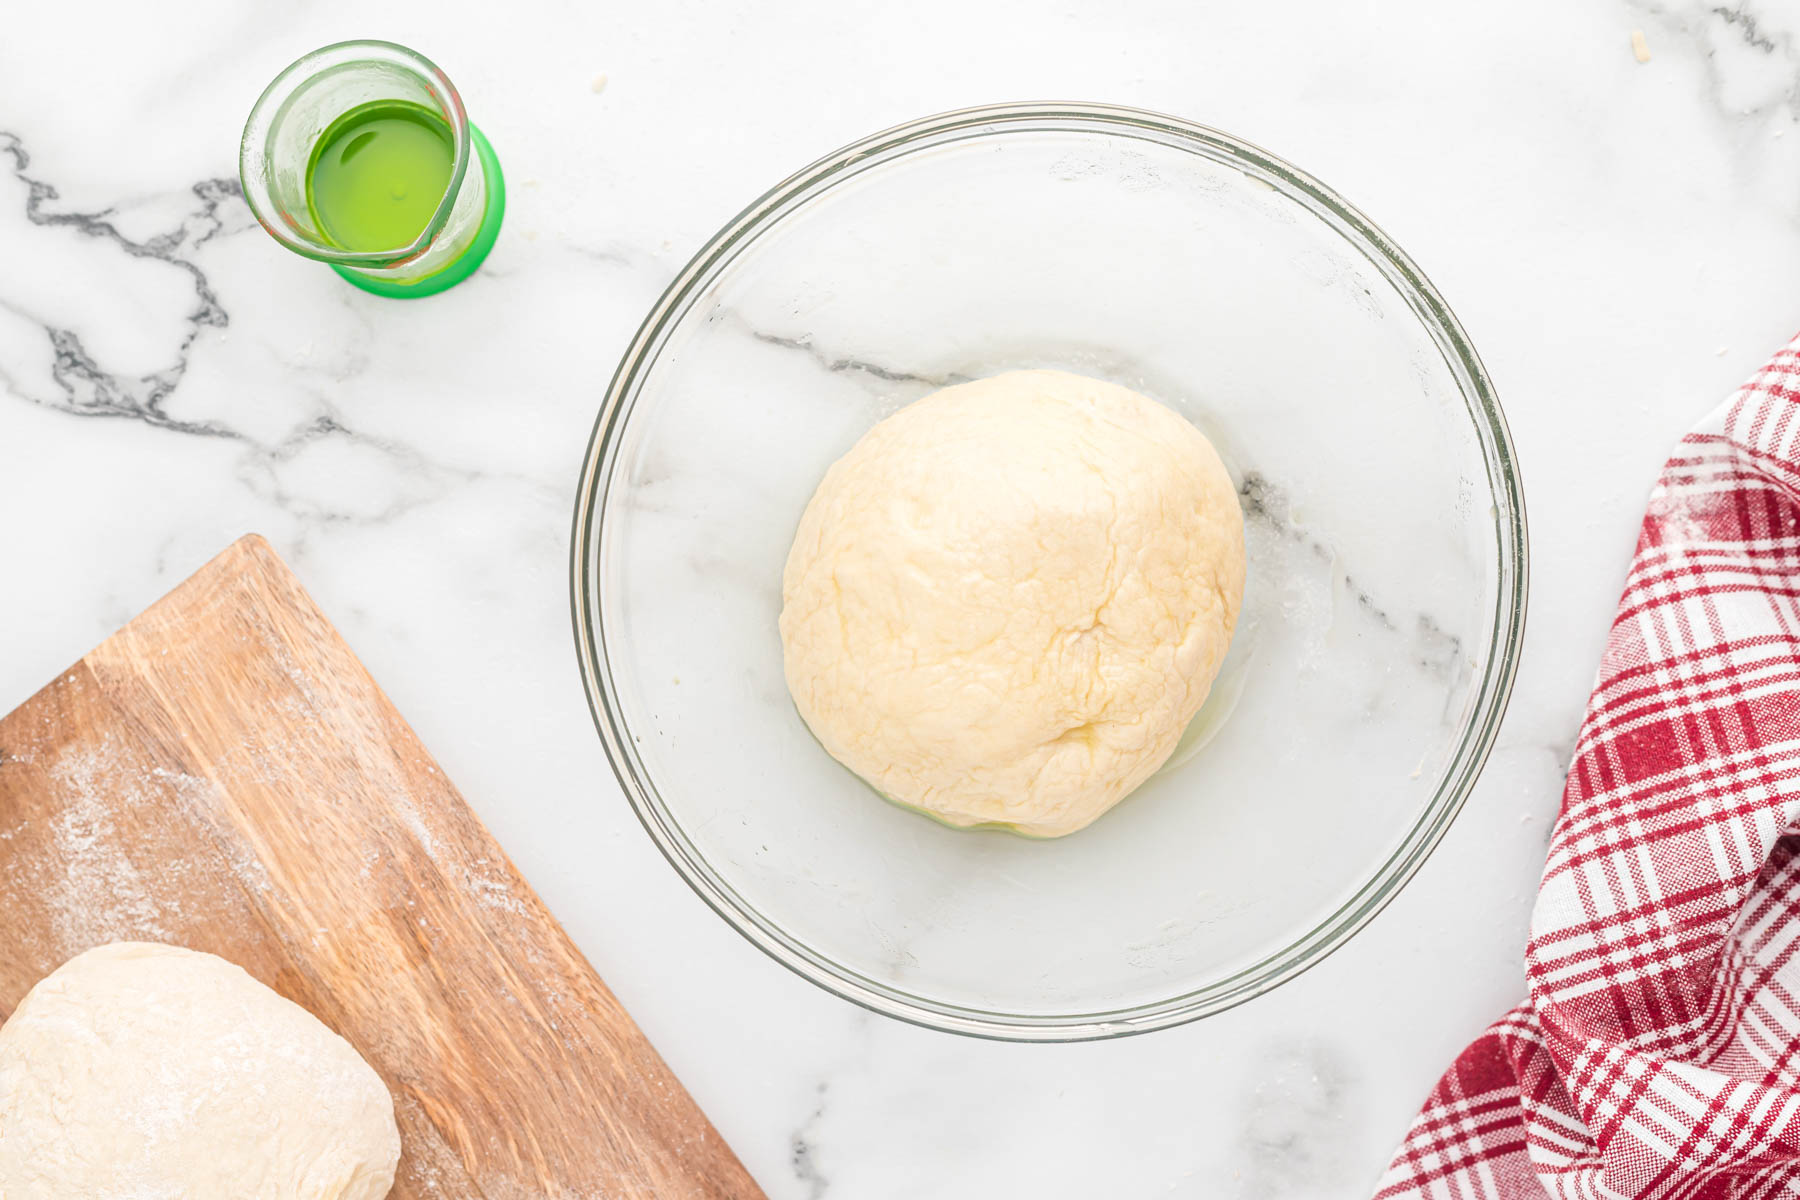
xmin=1378 ymin=332 xmax=1800 ymax=1200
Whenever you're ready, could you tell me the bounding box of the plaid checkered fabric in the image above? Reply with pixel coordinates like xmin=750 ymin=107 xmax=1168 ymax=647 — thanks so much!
xmin=1377 ymin=333 xmax=1800 ymax=1200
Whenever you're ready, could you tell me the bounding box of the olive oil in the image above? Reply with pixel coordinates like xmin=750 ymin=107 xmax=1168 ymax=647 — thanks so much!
xmin=305 ymin=101 xmax=455 ymax=253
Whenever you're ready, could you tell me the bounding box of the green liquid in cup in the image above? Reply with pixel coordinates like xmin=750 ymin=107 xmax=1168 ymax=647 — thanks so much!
xmin=305 ymin=100 xmax=454 ymax=253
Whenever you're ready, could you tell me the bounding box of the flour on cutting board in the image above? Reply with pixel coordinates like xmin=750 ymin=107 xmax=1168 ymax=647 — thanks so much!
xmin=0 ymin=537 xmax=755 ymax=1194
xmin=14 ymin=734 xmax=277 ymax=962
xmin=21 ymin=711 xmax=539 ymax=967
xmin=155 ymin=762 xmax=278 ymax=902
xmin=42 ymin=738 xmax=177 ymax=952
xmin=392 ymin=795 xmax=528 ymax=916
xmin=12 ymin=672 xmax=587 ymax=1063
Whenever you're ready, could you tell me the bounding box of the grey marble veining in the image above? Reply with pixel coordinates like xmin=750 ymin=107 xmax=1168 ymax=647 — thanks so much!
xmin=1631 ymin=0 xmax=1800 ymax=127
xmin=748 ymin=328 xmax=966 ymax=389
xmin=1 ymin=130 xmax=566 ymax=551
xmin=1231 ymin=1041 xmax=1361 ymax=1199
xmin=0 ymin=132 xmax=234 ymax=436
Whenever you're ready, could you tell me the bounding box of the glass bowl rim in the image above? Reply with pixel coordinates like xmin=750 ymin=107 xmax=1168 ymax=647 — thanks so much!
xmin=570 ymin=101 xmax=1530 ymax=1042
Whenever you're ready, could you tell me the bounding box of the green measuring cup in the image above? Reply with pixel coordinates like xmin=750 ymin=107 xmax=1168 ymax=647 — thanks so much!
xmin=240 ymin=40 xmax=505 ymax=298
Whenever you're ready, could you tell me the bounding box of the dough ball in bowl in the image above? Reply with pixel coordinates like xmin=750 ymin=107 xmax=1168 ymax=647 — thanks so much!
xmin=780 ymin=369 xmax=1245 ymax=837
xmin=0 ymin=942 xmax=400 ymax=1200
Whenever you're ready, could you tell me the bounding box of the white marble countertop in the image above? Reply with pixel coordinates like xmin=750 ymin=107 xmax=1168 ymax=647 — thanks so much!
xmin=3 ymin=1 xmax=1797 ymax=1195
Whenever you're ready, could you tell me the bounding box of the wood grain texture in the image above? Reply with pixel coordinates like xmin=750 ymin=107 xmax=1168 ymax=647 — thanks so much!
xmin=0 ymin=535 xmax=764 ymax=1200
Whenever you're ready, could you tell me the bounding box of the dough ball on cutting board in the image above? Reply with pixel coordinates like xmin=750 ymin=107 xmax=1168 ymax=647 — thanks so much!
xmin=0 ymin=942 xmax=400 ymax=1200
xmin=780 ymin=369 xmax=1245 ymax=838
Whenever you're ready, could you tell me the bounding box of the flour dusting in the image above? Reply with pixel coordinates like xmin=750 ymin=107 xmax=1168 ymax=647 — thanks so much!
xmin=44 ymin=739 xmax=173 ymax=952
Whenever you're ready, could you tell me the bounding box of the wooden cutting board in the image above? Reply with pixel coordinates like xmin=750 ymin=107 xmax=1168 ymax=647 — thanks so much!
xmin=0 ymin=535 xmax=764 ymax=1199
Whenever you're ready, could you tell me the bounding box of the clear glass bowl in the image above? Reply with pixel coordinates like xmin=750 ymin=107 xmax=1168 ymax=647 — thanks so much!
xmin=572 ymin=103 xmax=1527 ymax=1040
